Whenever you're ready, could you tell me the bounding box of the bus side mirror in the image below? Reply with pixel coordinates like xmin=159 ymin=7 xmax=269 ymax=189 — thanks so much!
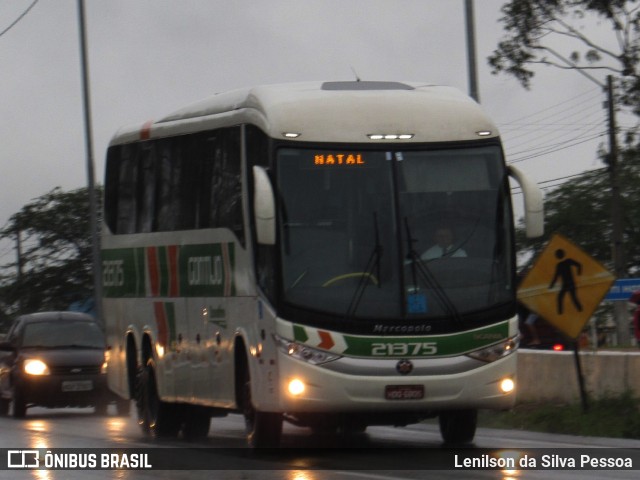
xmin=253 ymin=166 xmax=276 ymax=245
xmin=508 ymin=165 xmax=544 ymax=238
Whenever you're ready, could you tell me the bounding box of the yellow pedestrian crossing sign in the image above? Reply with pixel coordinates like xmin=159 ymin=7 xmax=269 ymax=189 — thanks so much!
xmin=518 ymin=234 xmax=615 ymax=339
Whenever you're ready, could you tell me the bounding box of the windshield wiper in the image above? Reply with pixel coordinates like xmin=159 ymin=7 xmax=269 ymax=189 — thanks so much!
xmin=345 ymin=212 xmax=383 ymax=318
xmin=404 ymin=218 xmax=462 ymax=324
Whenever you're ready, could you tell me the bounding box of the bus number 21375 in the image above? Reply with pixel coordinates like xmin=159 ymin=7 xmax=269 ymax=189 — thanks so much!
xmin=371 ymin=342 xmax=438 ymax=357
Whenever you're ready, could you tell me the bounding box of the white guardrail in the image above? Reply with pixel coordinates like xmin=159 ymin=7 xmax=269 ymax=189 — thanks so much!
xmin=517 ymin=349 xmax=640 ymax=404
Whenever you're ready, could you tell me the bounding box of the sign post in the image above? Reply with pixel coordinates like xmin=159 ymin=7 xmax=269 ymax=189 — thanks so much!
xmin=518 ymin=234 xmax=616 ymax=411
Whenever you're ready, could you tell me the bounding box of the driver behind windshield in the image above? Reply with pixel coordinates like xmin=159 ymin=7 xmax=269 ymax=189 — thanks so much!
xmin=421 ymin=226 xmax=467 ymax=260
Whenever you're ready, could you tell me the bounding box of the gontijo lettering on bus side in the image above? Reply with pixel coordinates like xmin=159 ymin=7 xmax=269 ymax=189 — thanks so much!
xmin=101 ymin=243 xmax=235 ymax=298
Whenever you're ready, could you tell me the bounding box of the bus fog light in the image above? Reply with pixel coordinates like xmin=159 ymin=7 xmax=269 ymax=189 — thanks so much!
xmin=500 ymin=378 xmax=515 ymax=394
xmin=288 ymin=379 xmax=306 ymax=396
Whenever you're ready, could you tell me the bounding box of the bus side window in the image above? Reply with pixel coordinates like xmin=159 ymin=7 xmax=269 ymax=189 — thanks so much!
xmin=208 ymin=127 xmax=244 ymax=244
xmin=136 ymin=144 xmax=156 ymax=233
xmin=116 ymin=144 xmax=139 ymax=234
xmin=156 ymin=141 xmax=181 ymax=232
xmin=176 ymin=136 xmax=199 ymax=231
xmin=107 ymin=127 xmax=245 ymax=239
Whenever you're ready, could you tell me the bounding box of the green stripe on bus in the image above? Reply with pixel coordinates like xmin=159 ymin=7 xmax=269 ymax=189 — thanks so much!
xmin=293 ymin=325 xmax=309 ymax=343
xmin=341 ymin=322 xmax=510 ymax=357
xmin=102 ymin=248 xmax=147 ymax=298
xmin=134 ymin=248 xmax=146 ymax=296
xmin=288 ymin=321 xmax=510 ymax=358
xmin=102 ymin=243 xmax=235 ymax=298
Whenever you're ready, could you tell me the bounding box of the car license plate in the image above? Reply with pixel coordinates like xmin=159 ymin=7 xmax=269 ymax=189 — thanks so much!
xmin=385 ymin=385 xmax=424 ymax=400
xmin=62 ymin=380 xmax=93 ymax=392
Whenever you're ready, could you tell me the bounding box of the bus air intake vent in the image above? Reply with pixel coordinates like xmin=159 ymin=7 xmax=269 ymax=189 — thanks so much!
xmin=321 ymin=81 xmax=414 ymax=91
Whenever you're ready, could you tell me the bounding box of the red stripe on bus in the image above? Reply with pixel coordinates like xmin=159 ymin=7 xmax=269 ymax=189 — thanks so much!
xmin=167 ymin=245 xmax=179 ymax=297
xmin=140 ymin=120 xmax=153 ymax=140
xmin=317 ymin=330 xmax=335 ymax=350
xmin=147 ymin=246 xmax=160 ymax=297
xmin=154 ymin=302 xmax=168 ymax=347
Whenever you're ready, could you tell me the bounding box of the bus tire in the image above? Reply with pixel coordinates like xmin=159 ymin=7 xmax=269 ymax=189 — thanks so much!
xmin=0 ymin=397 xmax=10 ymax=416
xmin=116 ymin=398 xmax=132 ymax=417
xmin=136 ymin=362 xmax=181 ymax=438
xmin=183 ymin=405 xmax=211 ymax=441
xmin=94 ymin=402 xmax=109 ymax=416
xmin=241 ymin=364 xmax=282 ymax=448
xmin=438 ymin=409 xmax=477 ymax=445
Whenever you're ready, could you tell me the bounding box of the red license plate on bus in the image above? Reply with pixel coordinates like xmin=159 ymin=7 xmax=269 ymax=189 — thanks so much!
xmin=385 ymin=385 xmax=424 ymax=400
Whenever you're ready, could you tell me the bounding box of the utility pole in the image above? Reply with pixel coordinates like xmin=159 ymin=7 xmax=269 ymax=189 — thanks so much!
xmin=464 ymin=0 xmax=480 ymax=102
xmin=606 ymin=75 xmax=629 ymax=346
xmin=77 ymin=0 xmax=103 ymax=324
xmin=15 ymin=229 xmax=23 ymax=313
xmin=538 ymin=53 xmax=629 ymax=346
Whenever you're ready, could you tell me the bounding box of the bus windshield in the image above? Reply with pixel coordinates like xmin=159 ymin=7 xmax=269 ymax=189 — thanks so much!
xmin=276 ymin=145 xmax=513 ymax=323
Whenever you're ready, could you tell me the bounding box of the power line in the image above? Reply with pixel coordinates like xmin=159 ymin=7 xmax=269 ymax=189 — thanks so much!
xmin=502 ymin=104 xmax=604 ymax=147
xmin=0 ymin=0 xmax=39 ymax=38
xmin=511 ymin=169 xmax=606 ymax=195
xmin=508 ymin=122 xmax=604 ymax=157
xmin=508 ymin=131 xmax=607 ymax=164
xmin=498 ymin=86 xmax=601 ymax=126
xmin=497 ymin=87 xmax=607 ymax=167
xmin=508 ymin=132 xmax=607 ymax=164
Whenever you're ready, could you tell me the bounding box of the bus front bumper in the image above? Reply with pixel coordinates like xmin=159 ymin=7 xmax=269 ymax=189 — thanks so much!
xmin=274 ymin=350 xmax=517 ymax=414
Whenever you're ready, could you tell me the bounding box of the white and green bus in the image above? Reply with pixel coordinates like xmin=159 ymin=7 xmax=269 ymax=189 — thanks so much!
xmin=102 ymin=81 xmax=543 ymax=447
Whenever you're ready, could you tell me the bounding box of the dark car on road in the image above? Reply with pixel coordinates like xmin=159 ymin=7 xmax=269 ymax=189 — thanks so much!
xmin=0 ymin=311 xmax=126 ymax=417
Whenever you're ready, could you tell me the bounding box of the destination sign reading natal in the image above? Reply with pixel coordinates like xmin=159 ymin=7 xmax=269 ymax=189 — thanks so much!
xmin=314 ymin=153 xmax=365 ymax=166
xmin=518 ymin=234 xmax=615 ymax=339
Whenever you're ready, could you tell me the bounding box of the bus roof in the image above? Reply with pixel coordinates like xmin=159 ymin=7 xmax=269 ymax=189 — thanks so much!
xmin=109 ymin=81 xmax=499 ymax=146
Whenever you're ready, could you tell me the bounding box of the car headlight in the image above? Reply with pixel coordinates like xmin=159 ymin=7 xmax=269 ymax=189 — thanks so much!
xmin=467 ymin=336 xmax=518 ymax=363
xmin=274 ymin=335 xmax=341 ymax=365
xmin=23 ymin=359 xmax=50 ymax=376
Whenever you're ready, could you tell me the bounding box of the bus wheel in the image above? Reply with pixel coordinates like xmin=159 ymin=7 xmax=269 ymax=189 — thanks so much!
xmin=438 ymin=409 xmax=477 ymax=445
xmin=0 ymin=397 xmax=10 ymax=416
xmin=115 ymin=398 xmax=132 ymax=417
xmin=136 ymin=362 xmax=181 ymax=438
xmin=241 ymin=365 xmax=282 ymax=448
xmin=183 ymin=405 xmax=211 ymax=441
xmin=94 ymin=402 xmax=109 ymax=416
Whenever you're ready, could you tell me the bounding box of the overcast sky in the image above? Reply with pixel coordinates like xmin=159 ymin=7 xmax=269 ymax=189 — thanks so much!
xmin=0 ymin=0 xmax=634 ymax=264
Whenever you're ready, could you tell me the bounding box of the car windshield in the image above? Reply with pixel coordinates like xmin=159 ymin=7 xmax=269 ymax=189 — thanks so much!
xmin=22 ymin=321 xmax=104 ymax=349
xmin=276 ymin=145 xmax=514 ymax=323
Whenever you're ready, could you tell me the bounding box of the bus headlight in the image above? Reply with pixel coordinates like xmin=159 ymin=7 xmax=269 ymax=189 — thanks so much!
xmin=467 ymin=336 xmax=518 ymax=363
xmin=274 ymin=335 xmax=341 ymax=365
xmin=500 ymin=378 xmax=515 ymax=394
xmin=287 ymin=378 xmax=306 ymax=396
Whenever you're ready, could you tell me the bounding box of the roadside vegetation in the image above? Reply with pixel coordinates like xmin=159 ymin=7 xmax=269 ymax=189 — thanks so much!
xmin=479 ymin=392 xmax=640 ymax=439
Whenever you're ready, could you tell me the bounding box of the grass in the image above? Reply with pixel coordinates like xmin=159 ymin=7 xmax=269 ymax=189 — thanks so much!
xmin=478 ymin=392 xmax=640 ymax=439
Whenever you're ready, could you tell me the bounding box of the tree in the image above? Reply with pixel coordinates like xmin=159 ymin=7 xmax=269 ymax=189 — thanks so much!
xmin=489 ymin=0 xmax=640 ymax=115
xmin=0 ymin=186 xmax=102 ymax=315
xmin=516 ymin=146 xmax=640 ymax=274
